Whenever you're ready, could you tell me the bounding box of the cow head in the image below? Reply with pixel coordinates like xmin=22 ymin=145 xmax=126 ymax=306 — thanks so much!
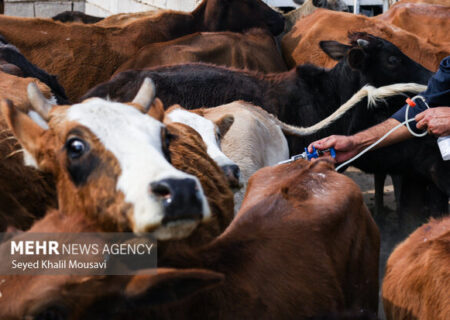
xmin=0 ymin=79 xmax=210 ymax=239
xmin=319 ymin=32 xmax=433 ymax=87
xmin=201 ymin=0 xmax=285 ymax=35
xmin=165 ymin=106 xmax=242 ymax=190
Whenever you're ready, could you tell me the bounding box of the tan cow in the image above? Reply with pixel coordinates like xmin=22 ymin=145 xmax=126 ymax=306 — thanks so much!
xmin=281 ymin=9 xmax=449 ymax=71
xmin=193 ymin=101 xmax=289 ymax=212
xmin=383 ymin=216 xmax=450 ymax=320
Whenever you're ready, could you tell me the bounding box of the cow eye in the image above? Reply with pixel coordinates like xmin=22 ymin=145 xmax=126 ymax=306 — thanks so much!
xmin=387 ymin=56 xmax=400 ymax=66
xmin=161 ymin=128 xmax=175 ymax=162
xmin=66 ymin=138 xmax=87 ymax=159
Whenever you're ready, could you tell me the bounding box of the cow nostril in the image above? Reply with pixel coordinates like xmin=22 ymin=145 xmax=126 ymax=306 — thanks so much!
xmin=150 ymin=182 xmax=172 ymax=201
xmin=221 ymin=165 xmax=241 ymax=186
xmin=231 ymin=165 xmax=240 ymax=180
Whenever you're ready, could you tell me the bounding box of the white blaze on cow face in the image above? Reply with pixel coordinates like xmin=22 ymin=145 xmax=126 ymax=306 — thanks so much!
xmin=66 ymin=98 xmax=210 ymax=236
xmin=167 ymin=109 xmax=236 ymax=168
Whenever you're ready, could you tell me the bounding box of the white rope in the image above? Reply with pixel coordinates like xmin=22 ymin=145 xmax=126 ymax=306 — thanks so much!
xmin=271 ymin=83 xmax=426 ymax=136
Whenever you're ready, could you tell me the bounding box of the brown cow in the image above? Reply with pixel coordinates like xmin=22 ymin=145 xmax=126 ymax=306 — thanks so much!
xmin=281 ymin=9 xmax=449 ymax=71
xmin=1 ymin=80 xmax=228 ymax=239
xmin=0 ymin=0 xmax=284 ymax=101
xmin=0 ymin=72 xmax=57 ymax=232
xmin=281 ymin=0 xmax=348 ymax=38
xmin=376 ymin=3 xmax=450 ymax=47
xmin=0 ymin=205 xmax=225 ymax=320
xmin=382 ymin=216 xmax=450 ymax=320
xmin=0 ymin=82 xmax=233 ymax=241
xmin=0 ymin=159 xmax=380 ymax=319
xmin=115 ymin=29 xmax=287 ymax=75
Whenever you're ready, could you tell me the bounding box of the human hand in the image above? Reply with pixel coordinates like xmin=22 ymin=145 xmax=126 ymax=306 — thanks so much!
xmin=308 ymin=135 xmax=360 ymax=163
xmin=415 ymin=107 xmax=450 ymax=137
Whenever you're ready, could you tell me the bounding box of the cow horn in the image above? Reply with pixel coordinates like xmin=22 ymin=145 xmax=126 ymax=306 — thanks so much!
xmin=357 ymin=39 xmax=369 ymax=48
xmin=132 ymin=78 xmax=156 ymax=113
xmin=27 ymin=82 xmax=53 ymax=121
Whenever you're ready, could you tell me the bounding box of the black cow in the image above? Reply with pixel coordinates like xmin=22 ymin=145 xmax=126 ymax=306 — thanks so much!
xmin=83 ymin=32 xmax=449 ymax=216
xmin=0 ymin=38 xmax=68 ymax=104
xmin=52 ymin=11 xmax=104 ymax=24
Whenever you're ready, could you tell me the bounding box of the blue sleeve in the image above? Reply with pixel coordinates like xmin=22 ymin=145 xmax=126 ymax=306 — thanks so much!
xmin=391 ymin=55 xmax=450 ymax=133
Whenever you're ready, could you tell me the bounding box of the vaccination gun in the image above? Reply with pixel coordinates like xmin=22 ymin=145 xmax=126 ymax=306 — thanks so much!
xmin=278 ymin=147 xmax=336 ymax=165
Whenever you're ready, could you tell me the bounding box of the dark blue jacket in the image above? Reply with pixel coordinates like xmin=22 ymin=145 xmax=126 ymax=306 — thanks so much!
xmin=391 ymin=56 xmax=450 ymax=133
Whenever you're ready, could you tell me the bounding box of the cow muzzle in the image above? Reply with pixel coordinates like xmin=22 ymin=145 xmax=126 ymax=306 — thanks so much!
xmin=221 ymin=164 xmax=242 ymax=190
xmin=150 ymin=178 xmax=204 ymax=225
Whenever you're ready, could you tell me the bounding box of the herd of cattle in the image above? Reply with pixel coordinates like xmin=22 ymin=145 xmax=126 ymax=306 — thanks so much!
xmin=0 ymin=0 xmax=448 ymax=319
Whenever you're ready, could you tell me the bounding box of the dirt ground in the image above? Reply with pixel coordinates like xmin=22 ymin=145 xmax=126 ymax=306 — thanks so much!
xmin=343 ymin=167 xmax=441 ymax=320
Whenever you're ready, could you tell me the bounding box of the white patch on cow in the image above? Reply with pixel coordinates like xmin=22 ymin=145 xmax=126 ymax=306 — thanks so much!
xmin=167 ymin=109 xmax=236 ymax=168
xmin=48 ymin=95 xmax=57 ymax=105
xmin=152 ymin=220 xmax=199 ymax=241
xmin=66 ymin=99 xmax=210 ymax=236
xmin=28 ymin=110 xmax=49 ymax=129
xmin=22 ymin=149 xmax=38 ymax=168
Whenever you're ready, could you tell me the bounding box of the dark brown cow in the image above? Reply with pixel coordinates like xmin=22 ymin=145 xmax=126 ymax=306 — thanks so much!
xmin=382 ymin=216 xmax=450 ymax=320
xmin=0 ymin=159 xmax=380 ymax=319
xmin=281 ymin=9 xmax=449 ymax=71
xmin=115 ymin=29 xmax=287 ymax=74
xmin=0 ymin=0 xmax=283 ymax=100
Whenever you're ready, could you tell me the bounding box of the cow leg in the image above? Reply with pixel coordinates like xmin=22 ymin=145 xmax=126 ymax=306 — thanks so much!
xmin=397 ymin=175 xmax=430 ymax=233
xmin=424 ymin=182 xmax=449 ymax=217
xmin=374 ymin=173 xmax=386 ymax=218
xmin=391 ymin=174 xmax=402 ymax=211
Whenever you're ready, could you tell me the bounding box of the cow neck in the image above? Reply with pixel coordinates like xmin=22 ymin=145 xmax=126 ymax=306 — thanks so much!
xmin=329 ymin=61 xmax=366 ymax=109
xmin=262 ymin=62 xmax=363 ymax=126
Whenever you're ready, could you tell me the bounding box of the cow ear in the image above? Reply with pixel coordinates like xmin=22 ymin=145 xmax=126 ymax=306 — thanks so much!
xmin=125 ymin=268 xmax=224 ymax=305
xmin=347 ymin=48 xmax=366 ymax=70
xmin=147 ymin=98 xmax=165 ymax=122
xmin=215 ymin=114 xmax=234 ymax=138
xmin=313 ymin=0 xmax=327 ymax=8
xmin=0 ymin=99 xmax=47 ymax=168
xmin=202 ymin=0 xmax=225 ymax=31
xmin=27 ymin=82 xmax=53 ymax=123
xmin=320 ymin=41 xmax=351 ymax=61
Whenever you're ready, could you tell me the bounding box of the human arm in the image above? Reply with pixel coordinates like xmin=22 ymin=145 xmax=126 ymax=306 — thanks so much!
xmin=308 ymin=118 xmax=412 ymax=163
